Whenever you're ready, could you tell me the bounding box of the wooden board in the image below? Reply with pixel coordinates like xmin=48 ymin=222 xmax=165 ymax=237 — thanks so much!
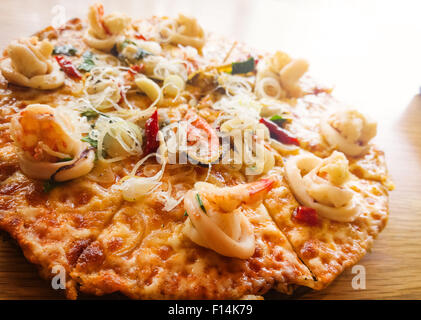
xmin=0 ymin=0 xmax=420 ymax=299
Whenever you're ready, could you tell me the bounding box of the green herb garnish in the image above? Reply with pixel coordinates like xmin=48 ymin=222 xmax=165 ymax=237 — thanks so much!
xmin=231 ymin=57 xmax=255 ymax=75
xmin=43 ymin=180 xmax=60 ymax=193
xmin=81 ymin=109 xmax=99 ymax=120
xmin=196 ymin=193 xmax=207 ymax=214
xmin=78 ymin=51 xmax=95 ymax=72
xmin=269 ymin=114 xmax=290 ymax=127
xmin=184 ymin=211 xmax=188 ymax=217
xmin=119 ymin=39 xmax=137 ymax=50
xmin=134 ymin=48 xmax=152 ymax=60
xmin=52 ymin=45 xmax=77 ymax=56
xmin=270 ymin=115 xmax=285 ymax=121
xmin=117 ymin=40 xmax=152 ymax=61
xmin=81 ymin=136 xmax=98 ymax=148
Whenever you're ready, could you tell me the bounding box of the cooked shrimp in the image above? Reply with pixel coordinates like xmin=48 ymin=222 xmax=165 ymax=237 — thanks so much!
xmin=12 ymin=104 xmax=79 ymax=162
xmin=87 ymin=3 xmax=108 ymax=39
xmin=83 ymin=4 xmax=130 ymax=52
xmin=10 ymin=104 xmax=95 ymax=181
xmin=183 ymin=177 xmax=275 ymax=259
xmin=185 ymin=110 xmax=220 ymax=164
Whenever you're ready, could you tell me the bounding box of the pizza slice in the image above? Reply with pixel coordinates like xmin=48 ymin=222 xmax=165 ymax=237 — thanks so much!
xmin=71 ymin=166 xmax=315 ymax=299
xmin=264 ymin=152 xmax=389 ymax=289
xmin=270 ymin=92 xmax=393 ymax=188
xmin=0 ymin=161 xmax=124 ymax=299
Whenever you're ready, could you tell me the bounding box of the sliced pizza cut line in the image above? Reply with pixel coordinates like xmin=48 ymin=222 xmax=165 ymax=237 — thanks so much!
xmin=263 ymin=162 xmax=389 ymax=290
xmin=71 ymin=168 xmax=316 ymax=299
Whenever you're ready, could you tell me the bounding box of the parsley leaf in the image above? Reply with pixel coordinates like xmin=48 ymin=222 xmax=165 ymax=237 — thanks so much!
xmin=120 ymin=39 xmax=137 ymax=50
xmin=269 ymin=114 xmax=290 ymax=127
xmin=270 ymin=115 xmax=285 ymax=121
xmin=43 ymin=180 xmax=60 ymax=193
xmin=184 ymin=211 xmax=188 ymax=217
xmin=78 ymin=51 xmax=95 ymax=72
xmin=81 ymin=109 xmax=99 ymax=120
xmin=81 ymin=136 xmax=98 ymax=148
xmin=52 ymin=45 xmax=77 ymax=56
xmin=117 ymin=39 xmax=152 ymax=61
xmin=195 ymin=193 xmax=207 ymax=214
xmin=231 ymin=57 xmax=255 ymax=75
xmin=134 ymin=48 xmax=152 ymax=60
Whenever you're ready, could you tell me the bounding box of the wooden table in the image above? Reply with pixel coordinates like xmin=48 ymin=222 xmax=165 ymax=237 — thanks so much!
xmin=0 ymin=0 xmax=420 ymax=299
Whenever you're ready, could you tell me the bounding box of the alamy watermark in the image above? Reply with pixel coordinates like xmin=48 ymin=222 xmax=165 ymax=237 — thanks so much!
xmin=351 ymin=264 xmax=366 ymax=290
xmin=51 ymin=5 xmax=66 ymax=29
xmin=51 ymin=265 xmax=66 ymax=290
xmin=156 ymin=121 xmax=269 ymax=175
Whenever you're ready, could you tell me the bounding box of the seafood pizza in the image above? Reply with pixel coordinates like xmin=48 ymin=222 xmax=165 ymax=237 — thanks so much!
xmin=0 ymin=3 xmax=393 ymax=299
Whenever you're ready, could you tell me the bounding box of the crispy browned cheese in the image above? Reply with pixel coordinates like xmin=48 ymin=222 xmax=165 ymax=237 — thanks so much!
xmin=265 ymin=164 xmax=389 ymax=289
xmin=0 ymin=13 xmax=392 ymax=300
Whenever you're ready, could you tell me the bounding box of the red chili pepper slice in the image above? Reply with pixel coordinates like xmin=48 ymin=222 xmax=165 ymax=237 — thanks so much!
xmin=118 ymin=85 xmax=124 ymax=104
xmin=312 ymin=86 xmax=331 ymax=95
xmin=54 ymin=56 xmax=82 ymax=80
xmin=144 ymin=110 xmax=159 ymax=155
xmin=135 ymin=33 xmax=147 ymax=41
xmin=128 ymin=64 xmax=144 ymax=77
xmin=293 ymin=206 xmax=318 ymax=226
xmin=259 ymin=118 xmax=299 ymax=146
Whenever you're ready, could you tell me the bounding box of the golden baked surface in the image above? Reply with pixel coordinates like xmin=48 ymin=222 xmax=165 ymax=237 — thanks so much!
xmin=0 ymin=4 xmax=392 ymax=299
